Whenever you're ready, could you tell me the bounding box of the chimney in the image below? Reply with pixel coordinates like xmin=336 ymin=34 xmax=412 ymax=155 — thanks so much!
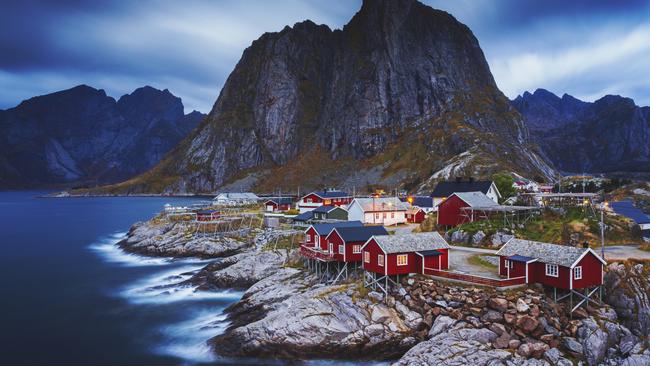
xmin=469 ymin=177 xmax=475 ymax=183
xmin=582 ymin=241 xmax=589 ymax=249
xmin=455 ymin=176 xmax=462 ymax=183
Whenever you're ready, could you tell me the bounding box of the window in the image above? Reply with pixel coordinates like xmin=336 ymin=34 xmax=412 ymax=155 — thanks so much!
xmin=505 ymin=260 xmax=513 ymax=269
xmin=397 ymin=254 xmax=408 ymax=266
xmin=383 ymin=212 xmax=387 ymax=218
xmin=364 ymin=252 xmax=370 ymax=263
xmin=574 ymin=266 xmax=582 ymax=280
xmin=375 ymin=213 xmax=380 ymax=219
xmin=391 ymin=212 xmax=394 ymax=218
xmin=378 ymin=254 xmax=384 ymax=266
xmin=338 ymin=245 xmax=344 ymax=254
xmin=353 ymin=245 xmax=361 ymax=254
xmin=306 ymin=198 xmax=312 ymax=203
xmin=545 ymin=264 xmax=559 ymax=277
xmin=329 ymin=243 xmax=333 ymax=253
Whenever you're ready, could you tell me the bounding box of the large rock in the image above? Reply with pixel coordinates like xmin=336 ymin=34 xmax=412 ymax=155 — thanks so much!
xmin=604 ymin=262 xmax=650 ymax=336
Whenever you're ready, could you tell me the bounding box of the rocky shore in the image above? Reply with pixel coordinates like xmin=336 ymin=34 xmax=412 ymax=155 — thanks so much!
xmin=118 ymin=218 xmax=650 ymax=365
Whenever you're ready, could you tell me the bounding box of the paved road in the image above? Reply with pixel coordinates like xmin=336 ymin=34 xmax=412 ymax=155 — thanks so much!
xmin=602 ymin=245 xmax=650 ymax=261
xmin=448 ymin=247 xmax=500 ymax=279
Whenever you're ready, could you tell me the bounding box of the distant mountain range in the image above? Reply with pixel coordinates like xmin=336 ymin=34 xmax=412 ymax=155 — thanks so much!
xmin=91 ymin=0 xmax=554 ymax=195
xmin=513 ymin=89 xmax=650 ymax=179
xmin=0 ymin=85 xmax=205 ymax=188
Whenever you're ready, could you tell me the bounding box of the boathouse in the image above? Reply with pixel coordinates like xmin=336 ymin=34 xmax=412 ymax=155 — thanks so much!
xmin=437 ymin=191 xmax=497 ymax=227
xmin=264 ymin=197 xmax=293 ymax=212
xmin=303 ymin=221 xmax=363 ymax=251
xmin=297 ymin=189 xmax=353 ymax=213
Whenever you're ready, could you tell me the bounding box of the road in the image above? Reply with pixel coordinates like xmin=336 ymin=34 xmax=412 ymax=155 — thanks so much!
xmin=602 ymin=245 xmax=650 ymax=261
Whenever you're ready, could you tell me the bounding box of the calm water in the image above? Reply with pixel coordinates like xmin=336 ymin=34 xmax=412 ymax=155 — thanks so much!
xmin=0 ymin=191 xmax=246 ymax=366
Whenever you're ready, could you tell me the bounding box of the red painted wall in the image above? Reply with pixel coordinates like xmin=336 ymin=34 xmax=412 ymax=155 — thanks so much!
xmin=305 ymin=227 xmax=317 ymax=247
xmin=530 ymin=262 xmax=571 ymax=289
xmin=437 ymin=195 xmax=470 ymax=226
xmin=300 ymin=194 xmax=352 ymax=207
xmin=499 ymin=256 xmax=526 ymax=278
xmin=362 ymin=239 xmax=386 ymax=275
xmin=572 ymin=253 xmax=603 ymax=288
xmin=345 ymin=241 xmax=365 ymax=262
xmin=385 ymin=252 xmax=420 ymax=275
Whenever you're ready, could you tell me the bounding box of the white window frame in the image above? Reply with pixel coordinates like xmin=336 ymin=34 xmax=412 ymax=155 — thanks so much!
xmin=545 ymin=264 xmax=559 ymax=277
xmin=364 ymin=251 xmax=370 ymax=263
xmin=338 ymin=245 xmax=344 ymax=255
xmin=375 ymin=213 xmax=380 ymax=219
xmin=329 ymin=243 xmax=333 ymax=253
xmin=574 ymin=266 xmax=582 ymax=280
xmin=353 ymin=245 xmax=361 ymax=254
xmin=306 ymin=198 xmax=312 ymax=203
xmin=391 ymin=212 xmax=395 ymax=218
xmin=397 ymin=254 xmax=408 ymax=266
xmin=505 ymin=260 xmax=514 ymax=269
xmin=378 ymin=254 xmax=384 ymax=267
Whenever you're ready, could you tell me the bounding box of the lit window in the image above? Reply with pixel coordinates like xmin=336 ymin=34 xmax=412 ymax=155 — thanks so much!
xmin=397 ymin=254 xmax=408 ymax=266
xmin=364 ymin=252 xmax=370 ymax=263
xmin=545 ymin=264 xmax=558 ymax=277
xmin=574 ymin=266 xmax=582 ymax=280
xmin=353 ymin=245 xmax=361 ymax=254
xmin=338 ymin=245 xmax=344 ymax=254
xmin=378 ymin=254 xmax=384 ymax=266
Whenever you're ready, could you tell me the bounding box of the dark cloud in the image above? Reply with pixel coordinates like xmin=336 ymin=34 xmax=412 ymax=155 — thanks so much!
xmin=1 ymin=0 xmax=649 ymax=112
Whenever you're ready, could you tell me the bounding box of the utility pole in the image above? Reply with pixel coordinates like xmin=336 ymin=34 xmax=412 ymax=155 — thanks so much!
xmin=600 ymin=202 xmax=607 ymax=259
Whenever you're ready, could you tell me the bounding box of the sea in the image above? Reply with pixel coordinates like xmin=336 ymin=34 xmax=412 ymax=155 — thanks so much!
xmin=0 ymin=191 xmax=386 ymax=366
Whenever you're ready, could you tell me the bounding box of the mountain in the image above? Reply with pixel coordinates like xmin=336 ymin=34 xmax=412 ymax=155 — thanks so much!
xmin=0 ymin=85 xmax=205 ymax=188
xmin=98 ymin=0 xmax=554 ymax=195
xmin=513 ymin=89 xmax=650 ymax=178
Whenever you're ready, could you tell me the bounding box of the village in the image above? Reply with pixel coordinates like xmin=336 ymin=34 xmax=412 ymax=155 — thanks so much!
xmin=158 ymin=176 xmax=650 ymax=318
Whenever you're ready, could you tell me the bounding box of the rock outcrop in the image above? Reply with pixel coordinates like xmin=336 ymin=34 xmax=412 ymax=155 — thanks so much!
xmin=0 ymin=85 xmax=204 ymax=189
xmin=604 ymin=262 xmax=650 ymax=336
xmin=513 ymin=89 xmax=650 ymax=179
xmin=106 ymin=0 xmax=554 ymax=194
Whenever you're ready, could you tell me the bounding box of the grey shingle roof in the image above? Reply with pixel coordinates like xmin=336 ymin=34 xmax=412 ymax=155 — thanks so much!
xmin=352 ymin=197 xmax=409 ymax=212
xmin=453 ymin=191 xmax=497 ymax=207
xmin=496 ymin=238 xmax=595 ymax=267
xmin=371 ymin=232 xmax=450 ymax=254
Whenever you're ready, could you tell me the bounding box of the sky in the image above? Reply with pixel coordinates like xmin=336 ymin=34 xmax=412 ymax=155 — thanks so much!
xmin=1 ymin=0 xmax=650 ymax=113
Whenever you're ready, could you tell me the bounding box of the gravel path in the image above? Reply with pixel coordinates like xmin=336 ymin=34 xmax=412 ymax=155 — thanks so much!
xmin=447 ymin=248 xmax=499 ymax=279
xmin=603 ymin=245 xmax=650 ymax=261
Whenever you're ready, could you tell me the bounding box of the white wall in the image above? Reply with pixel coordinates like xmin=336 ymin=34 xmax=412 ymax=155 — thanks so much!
xmin=347 ymin=202 xmax=364 ymax=222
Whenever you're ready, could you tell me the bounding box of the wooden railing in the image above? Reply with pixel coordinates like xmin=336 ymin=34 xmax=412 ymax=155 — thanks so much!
xmin=300 ymin=244 xmax=336 ymax=261
xmin=424 ymin=267 xmax=526 ymax=288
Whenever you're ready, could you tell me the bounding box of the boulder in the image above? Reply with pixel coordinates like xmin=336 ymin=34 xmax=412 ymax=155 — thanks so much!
xmin=471 ymin=231 xmax=486 ymax=246
xmin=516 ymin=315 xmax=539 ymax=332
xmin=489 ymin=297 xmax=508 ymax=312
xmin=516 ymin=298 xmax=530 ymax=313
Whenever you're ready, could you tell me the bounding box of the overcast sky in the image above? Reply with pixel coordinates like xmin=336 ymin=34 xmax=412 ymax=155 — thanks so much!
xmin=2 ymin=0 xmax=649 ymax=113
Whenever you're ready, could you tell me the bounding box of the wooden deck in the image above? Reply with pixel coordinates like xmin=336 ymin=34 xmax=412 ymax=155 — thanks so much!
xmin=424 ymin=267 xmax=526 ymax=288
xmin=299 ymin=244 xmax=337 ymax=261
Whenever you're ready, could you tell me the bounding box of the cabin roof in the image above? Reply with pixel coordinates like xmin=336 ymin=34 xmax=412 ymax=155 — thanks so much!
xmin=197 ymin=209 xmax=219 ymax=214
xmin=452 ymin=191 xmax=498 ymax=207
xmin=431 ymin=180 xmax=495 ymax=198
xmin=412 ymin=196 xmax=434 ymax=208
xmin=496 ymin=238 xmax=604 ymax=267
xmin=313 ymin=205 xmax=344 ymax=213
xmin=332 ymin=226 xmax=389 ymax=242
xmin=265 ymin=197 xmax=293 ymax=205
xmin=506 ymin=255 xmax=537 ymax=263
xmin=294 ymin=211 xmax=314 ymax=222
xmin=214 ymin=192 xmax=259 ymax=200
xmin=311 ymin=221 xmax=363 ymax=235
xmin=371 ymin=232 xmax=450 ymax=254
xmin=351 ymin=197 xmax=409 ymax=212
xmin=305 ymin=190 xmax=351 ymax=199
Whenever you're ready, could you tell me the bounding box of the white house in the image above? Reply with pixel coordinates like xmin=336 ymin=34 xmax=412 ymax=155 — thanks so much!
xmin=213 ymin=192 xmax=260 ymax=206
xmin=347 ymin=197 xmax=409 ymax=226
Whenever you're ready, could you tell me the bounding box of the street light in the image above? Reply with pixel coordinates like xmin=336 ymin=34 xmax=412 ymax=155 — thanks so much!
xmin=600 ymin=201 xmax=608 ymax=259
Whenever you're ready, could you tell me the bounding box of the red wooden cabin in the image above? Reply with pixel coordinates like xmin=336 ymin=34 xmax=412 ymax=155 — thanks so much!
xmin=303 ymin=221 xmax=363 ymax=250
xmin=437 ymin=191 xmax=497 ymax=227
xmin=264 ymin=197 xmax=293 ymax=212
xmin=298 ymin=190 xmax=353 ymax=213
xmin=325 ymin=226 xmax=389 ymax=262
xmin=406 ymin=207 xmax=425 ymax=223
xmin=496 ymin=239 xmax=606 ymax=290
xmin=361 ymin=232 xmax=450 ymax=276
xmin=196 ymin=210 xmax=220 ymax=221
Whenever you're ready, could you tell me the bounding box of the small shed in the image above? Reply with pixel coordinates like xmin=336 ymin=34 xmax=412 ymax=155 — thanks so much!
xmin=406 ymin=207 xmax=425 ymax=223
xmin=264 ymin=197 xmax=293 ymax=212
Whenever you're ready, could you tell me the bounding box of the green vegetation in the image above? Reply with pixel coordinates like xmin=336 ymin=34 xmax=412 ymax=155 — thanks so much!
xmin=414 ymin=213 xmax=437 ymax=232
xmin=284 ymin=209 xmax=300 ymax=215
xmin=468 ymin=254 xmax=498 ymax=270
xmin=450 ymin=207 xmax=643 ymax=246
xmin=491 ymin=171 xmax=516 ymax=203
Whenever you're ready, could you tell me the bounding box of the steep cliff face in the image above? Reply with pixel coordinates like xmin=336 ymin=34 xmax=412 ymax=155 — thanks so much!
xmin=0 ymin=85 xmax=204 ymax=188
xmin=108 ymin=0 xmax=554 ymax=194
xmin=514 ymin=89 xmax=650 ymax=177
